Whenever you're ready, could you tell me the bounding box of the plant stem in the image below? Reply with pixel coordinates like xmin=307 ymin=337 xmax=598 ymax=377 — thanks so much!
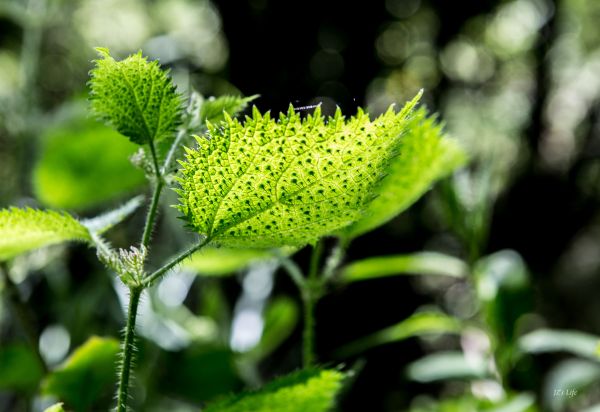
xmin=302 ymin=240 xmax=325 ymax=368
xmin=140 ymin=142 xmax=164 ymax=249
xmin=0 ymin=263 xmax=48 ymax=374
xmin=116 ymin=286 xmax=142 ymax=412
xmin=161 ymin=128 xmax=187 ymax=175
xmin=142 ymin=238 xmax=210 ymax=287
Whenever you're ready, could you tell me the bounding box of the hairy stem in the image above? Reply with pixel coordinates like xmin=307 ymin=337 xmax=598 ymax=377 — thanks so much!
xmin=0 ymin=263 xmax=48 ymax=374
xmin=140 ymin=142 xmax=164 ymax=249
xmin=116 ymin=286 xmax=142 ymax=412
xmin=142 ymin=237 xmax=210 ymax=287
xmin=302 ymin=240 xmax=325 ymax=368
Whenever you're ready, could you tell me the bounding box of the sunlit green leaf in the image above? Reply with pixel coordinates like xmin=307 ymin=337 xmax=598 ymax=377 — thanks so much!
xmin=177 ymin=94 xmax=422 ymax=248
xmin=204 ymin=368 xmax=345 ymax=412
xmin=344 ymin=107 xmax=466 ymax=238
xmin=33 ymin=115 xmax=145 ymax=210
xmin=519 ymin=329 xmax=600 ymax=361
xmin=184 ymin=247 xmax=275 ymax=276
xmin=0 ymin=344 xmax=44 ymax=391
xmin=406 ymin=351 xmax=489 ymax=383
xmin=340 ymin=252 xmax=467 ymax=283
xmin=42 ymin=336 xmax=119 ymax=411
xmin=0 ymin=208 xmax=91 ymax=261
xmin=337 ymin=311 xmax=461 ymax=357
xmin=43 ymin=403 xmax=65 ymax=412
xmin=89 ymin=48 xmax=183 ymax=144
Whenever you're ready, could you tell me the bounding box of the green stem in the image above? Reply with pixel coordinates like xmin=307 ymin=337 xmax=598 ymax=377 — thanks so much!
xmin=140 ymin=141 xmax=164 ymax=249
xmin=161 ymin=128 xmax=187 ymax=175
xmin=142 ymin=238 xmax=210 ymax=287
xmin=116 ymin=286 xmax=142 ymax=412
xmin=0 ymin=263 xmax=48 ymax=374
xmin=302 ymin=240 xmax=325 ymax=368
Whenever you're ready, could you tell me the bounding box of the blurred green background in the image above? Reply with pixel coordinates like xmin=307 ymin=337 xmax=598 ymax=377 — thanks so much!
xmin=2 ymin=0 xmax=600 ymax=411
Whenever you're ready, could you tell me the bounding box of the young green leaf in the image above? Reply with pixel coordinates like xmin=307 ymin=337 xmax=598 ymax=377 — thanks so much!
xmin=88 ymin=48 xmax=183 ymax=145
xmin=336 ymin=311 xmax=462 ymax=357
xmin=344 ymin=107 xmax=466 ymax=238
xmin=203 ymin=368 xmax=345 ymax=412
xmin=340 ymin=251 xmax=467 ymax=283
xmin=199 ymin=94 xmax=259 ymax=126
xmin=177 ymin=94 xmax=421 ymax=248
xmin=0 ymin=208 xmax=91 ymax=261
xmin=518 ymin=329 xmax=600 ymax=361
xmin=42 ymin=336 xmax=119 ymax=411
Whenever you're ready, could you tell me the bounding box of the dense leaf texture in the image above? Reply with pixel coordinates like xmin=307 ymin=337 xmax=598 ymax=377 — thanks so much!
xmin=0 ymin=208 xmax=90 ymax=261
xmin=204 ymin=369 xmax=345 ymax=412
xmin=89 ymin=48 xmax=182 ymax=144
xmin=177 ymin=96 xmax=421 ymax=248
xmin=345 ymin=107 xmax=466 ymax=237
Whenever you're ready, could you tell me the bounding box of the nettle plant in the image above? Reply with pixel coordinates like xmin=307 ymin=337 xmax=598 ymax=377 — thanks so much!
xmin=0 ymin=48 xmax=465 ymax=411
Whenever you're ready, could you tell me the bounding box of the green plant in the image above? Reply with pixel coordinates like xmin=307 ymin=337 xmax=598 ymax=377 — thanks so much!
xmin=0 ymin=48 xmax=464 ymax=411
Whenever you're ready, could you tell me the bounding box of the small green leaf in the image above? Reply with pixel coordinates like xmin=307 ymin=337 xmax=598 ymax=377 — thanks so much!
xmin=0 ymin=208 xmax=91 ymax=261
xmin=33 ymin=113 xmax=145 ymax=210
xmin=184 ymin=247 xmax=275 ymax=276
xmin=0 ymin=344 xmax=44 ymax=391
xmin=340 ymin=252 xmax=467 ymax=283
xmin=89 ymin=48 xmax=183 ymax=145
xmin=406 ymin=351 xmax=490 ymax=383
xmin=203 ymin=368 xmax=345 ymax=412
xmin=345 ymin=107 xmax=466 ymax=238
xmin=337 ymin=311 xmax=461 ymax=357
xmin=199 ymin=94 xmax=259 ymax=125
xmin=42 ymin=336 xmax=119 ymax=412
xmin=44 ymin=403 xmax=65 ymax=412
xmin=519 ymin=329 xmax=600 ymax=361
xmin=177 ymin=94 xmax=422 ymax=248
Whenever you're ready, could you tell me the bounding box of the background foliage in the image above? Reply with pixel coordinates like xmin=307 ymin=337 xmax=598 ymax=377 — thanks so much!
xmin=1 ymin=0 xmax=600 ymax=411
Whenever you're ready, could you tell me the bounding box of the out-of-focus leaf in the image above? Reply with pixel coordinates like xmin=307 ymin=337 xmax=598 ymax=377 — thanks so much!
xmin=0 ymin=344 xmax=44 ymax=391
xmin=81 ymin=195 xmax=144 ymax=234
xmin=42 ymin=336 xmax=119 ymax=412
xmin=247 ymin=296 xmax=299 ymax=361
xmin=406 ymin=351 xmax=489 ymax=383
xmin=474 ymin=250 xmax=529 ymax=301
xmin=409 ymin=393 xmax=536 ymax=412
xmin=43 ymin=403 xmax=65 ymax=412
xmin=199 ymin=94 xmax=259 ymax=125
xmin=344 ymin=107 xmax=467 ymax=238
xmin=542 ymin=359 xmax=600 ymax=412
xmin=203 ymin=368 xmax=345 ymax=412
xmin=340 ymin=252 xmax=467 ymax=283
xmin=519 ymin=329 xmax=600 ymax=361
xmin=33 ymin=116 xmax=146 ymax=210
xmin=156 ymin=345 xmax=241 ymax=404
xmin=184 ymin=247 xmax=275 ymax=276
xmin=89 ymin=48 xmax=183 ymax=145
xmin=336 ymin=311 xmax=462 ymax=357
xmin=0 ymin=208 xmax=91 ymax=261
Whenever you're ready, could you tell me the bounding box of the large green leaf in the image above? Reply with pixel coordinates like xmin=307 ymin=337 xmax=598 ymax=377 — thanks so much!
xmin=345 ymin=107 xmax=466 ymax=238
xmin=177 ymin=94 xmax=422 ymax=248
xmin=42 ymin=336 xmax=119 ymax=412
xmin=89 ymin=48 xmax=183 ymax=145
xmin=0 ymin=344 xmax=44 ymax=391
xmin=203 ymin=368 xmax=345 ymax=412
xmin=33 ymin=115 xmax=145 ymax=210
xmin=0 ymin=208 xmax=91 ymax=261
xmin=337 ymin=311 xmax=462 ymax=357
xmin=340 ymin=251 xmax=467 ymax=283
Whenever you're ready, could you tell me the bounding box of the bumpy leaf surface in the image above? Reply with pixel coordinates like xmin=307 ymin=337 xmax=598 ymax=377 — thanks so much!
xmin=345 ymin=107 xmax=466 ymax=237
xmin=89 ymin=48 xmax=182 ymax=144
xmin=204 ymin=369 xmax=345 ymax=412
xmin=0 ymin=208 xmax=91 ymax=261
xmin=177 ymin=95 xmax=421 ymax=248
